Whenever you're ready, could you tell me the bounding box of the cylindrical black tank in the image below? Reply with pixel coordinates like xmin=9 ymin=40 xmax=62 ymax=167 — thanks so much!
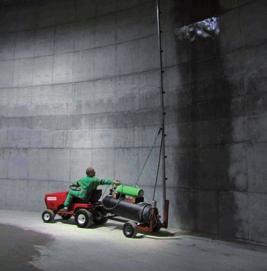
xmin=102 ymin=195 xmax=153 ymax=224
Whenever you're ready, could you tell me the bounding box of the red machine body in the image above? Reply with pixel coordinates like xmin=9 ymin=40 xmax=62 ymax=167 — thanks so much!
xmin=42 ymin=189 xmax=108 ymax=228
xmin=45 ymin=192 xmax=67 ymax=211
xmin=44 ymin=191 xmax=96 ymax=216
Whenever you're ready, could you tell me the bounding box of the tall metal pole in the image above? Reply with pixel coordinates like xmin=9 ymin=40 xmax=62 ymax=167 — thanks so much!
xmin=156 ymin=0 xmax=169 ymax=227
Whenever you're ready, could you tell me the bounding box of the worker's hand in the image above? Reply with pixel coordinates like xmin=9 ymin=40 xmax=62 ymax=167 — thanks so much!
xmin=112 ymin=179 xmax=120 ymax=186
xmin=69 ymin=184 xmax=81 ymax=191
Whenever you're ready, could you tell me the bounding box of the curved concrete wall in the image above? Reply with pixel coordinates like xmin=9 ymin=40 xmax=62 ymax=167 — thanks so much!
xmin=0 ymin=0 xmax=180 ymax=227
xmin=0 ymin=0 xmax=266 ymax=245
xmin=171 ymin=0 xmax=267 ymax=245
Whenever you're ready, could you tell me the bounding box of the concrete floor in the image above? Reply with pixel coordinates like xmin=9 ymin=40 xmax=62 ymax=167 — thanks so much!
xmin=0 ymin=210 xmax=266 ymax=271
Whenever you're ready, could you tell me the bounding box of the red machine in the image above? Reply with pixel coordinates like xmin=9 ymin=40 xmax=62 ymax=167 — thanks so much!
xmin=42 ymin=190 xmax=108 ymax=228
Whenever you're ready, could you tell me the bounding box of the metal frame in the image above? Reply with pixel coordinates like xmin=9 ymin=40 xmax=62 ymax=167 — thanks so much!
xmin=156 ymin=0 xmax=169 ymax=228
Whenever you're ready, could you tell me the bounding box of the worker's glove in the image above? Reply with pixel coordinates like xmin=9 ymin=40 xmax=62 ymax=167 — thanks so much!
xmin=112 ymin=180 xmax=120 ymax=186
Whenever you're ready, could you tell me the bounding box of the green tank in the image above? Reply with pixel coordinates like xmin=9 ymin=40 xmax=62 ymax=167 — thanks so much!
xmin=115 ymin=185 xmax=144 ymax=197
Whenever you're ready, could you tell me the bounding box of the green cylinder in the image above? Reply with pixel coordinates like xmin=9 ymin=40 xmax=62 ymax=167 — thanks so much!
xmin=116 ymin=185 xmax=144 ymax=197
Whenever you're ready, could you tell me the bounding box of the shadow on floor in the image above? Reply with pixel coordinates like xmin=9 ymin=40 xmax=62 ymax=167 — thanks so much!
xmin=0 ymin=224 xmax=53 ymax=271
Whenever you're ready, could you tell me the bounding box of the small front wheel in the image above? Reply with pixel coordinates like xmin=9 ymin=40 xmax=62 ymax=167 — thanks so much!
xmin=75 ymin=209 xmax=93 ymax=228
xmin=42 ymin=209 xmax=55 ymax=223
xmin=123 ymin=221 xmax=137 ymax=238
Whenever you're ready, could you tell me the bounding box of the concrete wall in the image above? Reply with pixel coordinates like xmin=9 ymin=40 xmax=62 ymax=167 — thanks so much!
xmin=0 ymin=0 xmax=266 ymax=245
xmin=172 ymin=0 xmax=267 ymax=245
xmin=0 ymin=0 xmax=176 ymax=222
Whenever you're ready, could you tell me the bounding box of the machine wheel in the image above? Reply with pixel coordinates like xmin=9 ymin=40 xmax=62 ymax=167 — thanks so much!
xmin=123 ymin=222 xmax=137 ymax=238
xmin=93 ymin=207 xmax=108 ymax=225
xmin=42 ymin=209 xmax=55 ymax=223
xmin=60 ymin=214 xmax=72 ymax=220
xmin=75 ymin=209 xmax=93 ymax=228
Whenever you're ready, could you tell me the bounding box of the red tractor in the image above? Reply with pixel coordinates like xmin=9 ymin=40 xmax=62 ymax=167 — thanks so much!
xmin=42 ymin=184 xmax=168 ymax=238
xmin=41 ymin=189 xmax=108 ymax=228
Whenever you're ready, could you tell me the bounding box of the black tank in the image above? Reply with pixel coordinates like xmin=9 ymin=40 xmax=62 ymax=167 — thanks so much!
xmin=102 ymin=195 xmax=153 ymax=224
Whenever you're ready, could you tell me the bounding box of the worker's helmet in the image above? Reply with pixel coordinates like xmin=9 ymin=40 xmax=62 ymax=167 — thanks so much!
xmin=86 ymin=167 xmax=95 ymax=177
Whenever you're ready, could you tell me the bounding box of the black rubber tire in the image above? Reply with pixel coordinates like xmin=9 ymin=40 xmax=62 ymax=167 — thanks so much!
xmin=42 ymin=209 xmax=55 ymax=223
xmin=123 ymin=222 xmax=137 ymax=238
xmin=93 ymin=207 xmax=108 ymax=225
xmin=75 ymin=209 xmax=93 ymax=228
xmin=60 ymin=214 xmax=72 ymax=220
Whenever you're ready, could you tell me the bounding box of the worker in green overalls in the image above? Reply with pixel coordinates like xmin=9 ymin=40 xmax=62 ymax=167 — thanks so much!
xmin=62 ymin=167 xmax=120 ymax=210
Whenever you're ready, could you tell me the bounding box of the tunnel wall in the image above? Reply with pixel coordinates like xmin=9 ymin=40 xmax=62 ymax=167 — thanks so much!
xmin=0 ymin=0 xmax=266 ymax=245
